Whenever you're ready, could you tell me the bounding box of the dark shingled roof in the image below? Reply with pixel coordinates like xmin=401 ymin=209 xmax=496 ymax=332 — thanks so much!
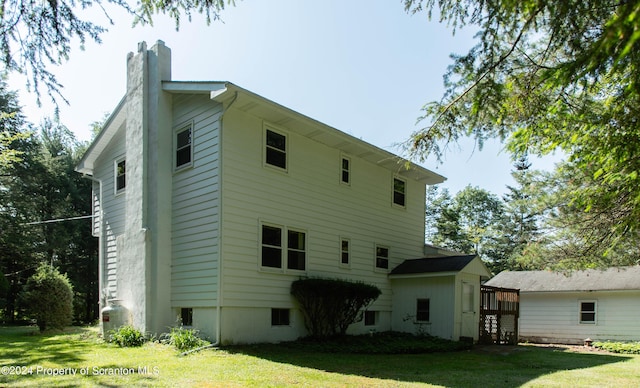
xmin=390 ymin=255 xmax=477 ymax=275
xmin=485 ymin=266 xmax=640 ymax=292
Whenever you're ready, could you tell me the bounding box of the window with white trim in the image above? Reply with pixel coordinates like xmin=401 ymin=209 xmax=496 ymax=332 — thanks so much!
xmin=340 ymin=239 xmax=350 ymax=266
xmin=341 ymin=156 xmax=351 ymax=184
xmin=115 ymin=157 xmax=126 ymax=193
xmin=175 ymin=124 xmax=193 ymax=169
xmin=580 ymin=301 xmax=596 ymax=324
xmin=393 ymin=177 xmax=406 ymax=207
xmin=416 ymin=299 xmax=430 ymax=322
xmin=261 ymin=224 xmax=306 ymax=271
xmin=375 ymin=245 xmax=389 ymax=269
xmin=265 ymin=128 xmax=287 ymax=169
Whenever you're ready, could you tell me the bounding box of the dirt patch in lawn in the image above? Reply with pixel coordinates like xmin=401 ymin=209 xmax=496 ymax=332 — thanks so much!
xmin=472 ymin=343 xmax=614 ymax=356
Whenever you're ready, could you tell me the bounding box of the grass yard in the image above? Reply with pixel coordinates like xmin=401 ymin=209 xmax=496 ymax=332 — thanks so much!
xmin=1 ymin=326 xmax=639 ymax=387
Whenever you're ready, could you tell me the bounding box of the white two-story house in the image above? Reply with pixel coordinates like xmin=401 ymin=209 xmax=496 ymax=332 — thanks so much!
xmin=76 ymin=41 xmax=489 ymax=344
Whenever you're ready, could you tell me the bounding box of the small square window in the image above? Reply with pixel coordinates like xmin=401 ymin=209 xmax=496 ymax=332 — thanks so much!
xmin=393 ymin=177 xmax=406 ymax=207
xmin=416 ymin=299 xmax=430 ymax=322
xmin=341 ymin=157 xmax=350 ymax=184
xmin=364 ymin=310 xmax=376 ymax=326
xmin=271 ymin=308 xmax=290 ymax=326
xmin=580 ymin=301 xmax=596 ymax=324
xmin=176 ymin=125 xmax=193 ymax=169
xmin=181 ymin=308 xmax=193 ymax=326
xmin=341 ymin=239 xmax=350 ymax=265
xmin=265 ymin=129 xmax=286 ymax=169
xmin=375 ymin=246 xmax=389 ymax=269
xmin=115 ymin=158 xmax=126 ymax=192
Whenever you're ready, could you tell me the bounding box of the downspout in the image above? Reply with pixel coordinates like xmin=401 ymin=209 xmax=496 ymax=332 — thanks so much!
xmin=82 ymin=174 xmax=106 ymax=307
xmin=213 ymin=89 xmax=238 ymax=347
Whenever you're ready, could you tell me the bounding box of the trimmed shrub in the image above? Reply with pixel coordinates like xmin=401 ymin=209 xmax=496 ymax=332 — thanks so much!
xmin=161 ymin=326 xmax=210 ymax=351
xmin=108 ymin=325 xmax=146 ymax=347
xmin=291 ymin=277 xmax=381 ymax=338
xmin=21 ymin=263 xmax=73 ymax=332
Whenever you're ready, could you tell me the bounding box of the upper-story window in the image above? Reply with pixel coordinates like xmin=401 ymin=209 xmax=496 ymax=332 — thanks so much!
xmin=375 ymin=245 xmax=389 ymax=270
xmin=265 ymin=128 xmax=287 ymax=170
xmin=115 ymin=157 xmax=126 ymax=193
xmin=393 ymin=177 xmax=406 ymax=207
xmin=341 ymin=156 xmax=351 ymax=184
xmin=175 ymin=124 xmax=193 ymax=169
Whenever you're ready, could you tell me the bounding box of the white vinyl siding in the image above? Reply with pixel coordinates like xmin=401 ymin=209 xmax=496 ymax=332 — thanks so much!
xmin=219 ymin=108 xmax=427 ymax=324
xmin=92 ymin=125 xmax=127 ymax=298
xmin=171 ymin=94 xmax=222 ymax=307
xmin=519 ymin=291 xmax=640 ymax=343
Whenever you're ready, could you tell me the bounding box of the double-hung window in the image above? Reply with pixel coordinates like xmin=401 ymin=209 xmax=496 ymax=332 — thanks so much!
xmin=265 ymin=129 xmax=287 ymax=170
xmin=115 ymin=157 xmax=126 ymax=193
xmin=341 ymin=156 xmax=351 ymax=184
xmin=340 ymin=239 xmax=350 ymax=266
xmin=580 ymin=301 xmax=597 ymax=324
xmin=261 ymin=224 xmax=306 ymax=271
xmin=416 ymin=299 xmax=430 ymax=322
xmin=375 ymin=245 xmax=389 ymax=270
xmin=175 ymin=124 xmax=193 ymax=169
xmin=393 ymin=177 xmax=406 ymax=207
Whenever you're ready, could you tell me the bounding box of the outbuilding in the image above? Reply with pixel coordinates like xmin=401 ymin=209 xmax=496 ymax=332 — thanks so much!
xmin=485 ymin=266 xmax=640 ymax=344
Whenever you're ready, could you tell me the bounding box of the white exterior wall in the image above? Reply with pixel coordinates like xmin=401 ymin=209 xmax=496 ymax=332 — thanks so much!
xmin=519 ymin=290 xmax=640 ymax=344
xmin=92 ymin=125 xmax=127 ymax=300
xmin=171 ymin=94 xmax=223 ymax=311
xmin=390 ymin=276 xmax=455 ymax=339
xmin=218 ymin=108 xmax=427 ymax=344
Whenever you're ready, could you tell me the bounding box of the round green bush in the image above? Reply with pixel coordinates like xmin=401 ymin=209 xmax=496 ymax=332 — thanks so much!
xmin=22 ymin=263 xmax=74 ymax=332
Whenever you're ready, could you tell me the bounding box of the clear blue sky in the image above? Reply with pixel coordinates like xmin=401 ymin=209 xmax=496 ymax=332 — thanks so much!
xmin=8 ymin=0 xmax=560 ymax=196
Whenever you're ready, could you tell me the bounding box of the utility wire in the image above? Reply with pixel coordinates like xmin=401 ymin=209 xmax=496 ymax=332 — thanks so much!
xmin=21 ymin=214 xmax=94 ymax=226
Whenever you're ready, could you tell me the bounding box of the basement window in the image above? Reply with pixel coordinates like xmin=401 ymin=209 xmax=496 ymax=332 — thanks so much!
xmin=271 ymin=308 xmax=290 ymax=326
xmin=180 ymin=308 xmax=193 ymax=326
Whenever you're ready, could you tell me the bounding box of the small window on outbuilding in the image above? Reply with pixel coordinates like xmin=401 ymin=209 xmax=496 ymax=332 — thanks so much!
xmin=580 ymin=301 xmax=596 ymax=324
xmin=416 ymin=299 xmax=430 ymax=322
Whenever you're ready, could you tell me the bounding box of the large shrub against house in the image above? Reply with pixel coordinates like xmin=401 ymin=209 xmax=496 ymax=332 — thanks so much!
xmin=22 ymin=263 xmax=73 ymax=332
xmin=291 ymin=278 xmax=381 ymax=338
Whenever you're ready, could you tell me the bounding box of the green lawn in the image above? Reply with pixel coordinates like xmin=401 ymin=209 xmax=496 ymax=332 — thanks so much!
xmin=1 ymin=326 xmax=639 ymax=387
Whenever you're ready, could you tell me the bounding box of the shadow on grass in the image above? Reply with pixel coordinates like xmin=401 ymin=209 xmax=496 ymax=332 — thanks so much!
xmin=0 ymin=326 xmax=93 ymax=367
xmin=228 ymin=339 xmax=631 ymax=388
